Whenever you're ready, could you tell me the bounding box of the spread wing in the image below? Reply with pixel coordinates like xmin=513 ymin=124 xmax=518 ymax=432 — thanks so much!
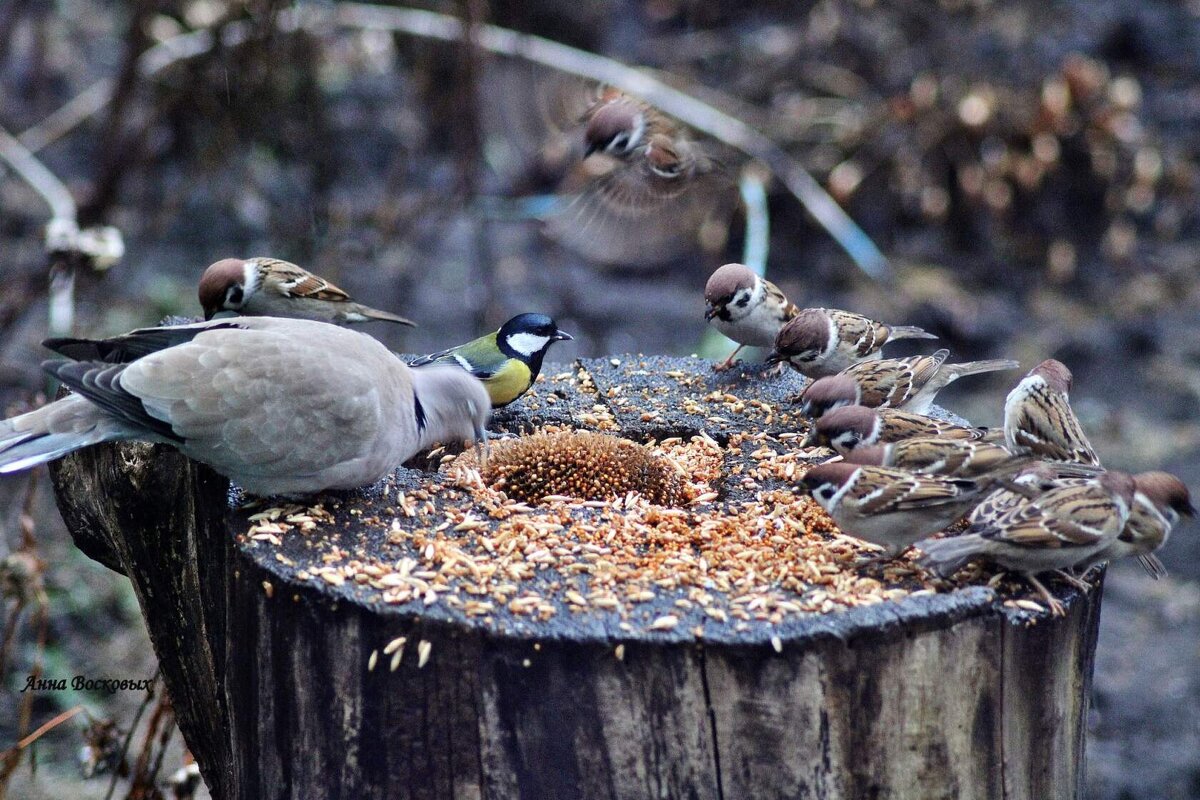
xmin=543 ymin=146 xmax=734 ymax=266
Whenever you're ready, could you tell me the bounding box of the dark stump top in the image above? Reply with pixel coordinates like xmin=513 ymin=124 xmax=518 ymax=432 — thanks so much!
xmin=226 ymin=356 xmax=1090 ymax=648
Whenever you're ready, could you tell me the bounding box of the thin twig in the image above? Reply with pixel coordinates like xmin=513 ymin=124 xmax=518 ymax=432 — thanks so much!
xmin=104 ymin=670 xmax=158 ymax=800
xmin=0 ymin=123 xmax=76 ymax=223
xmin=13 ymin=705 xmax=85 ymax=750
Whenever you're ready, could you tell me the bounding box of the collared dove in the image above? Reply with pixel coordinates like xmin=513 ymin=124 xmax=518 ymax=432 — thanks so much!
xmin=0 ymin=317 xmax=489 ymax=497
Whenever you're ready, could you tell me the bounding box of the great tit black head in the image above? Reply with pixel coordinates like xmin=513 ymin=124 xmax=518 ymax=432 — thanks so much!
xmin=497 ymin=314 xmax=573 ymax=361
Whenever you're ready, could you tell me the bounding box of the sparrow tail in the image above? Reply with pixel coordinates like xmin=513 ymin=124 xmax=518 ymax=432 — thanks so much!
xmin=942 ymin=358 xmax=1022 ymax=380
xmin=1137 ymin=553 xmax=1168 ymax=579
xmin=0 ymin=395 xmax=127 ymax=473
xmin=915 ymin=533 xmax=986 ymax=577
xmin=353 ymin=306 xmax=418 ymax=327
xmin=887 ymin=325 xmax=938 ymax=342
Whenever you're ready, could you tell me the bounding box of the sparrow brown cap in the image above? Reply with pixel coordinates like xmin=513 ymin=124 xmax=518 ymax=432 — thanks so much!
xmin=815 ymin=405 xmax=880 ymax=440
xmin=775 ymin=309 xmax=830 ymax=356
xmin=1030 ymin=358 xmax=1073 ymax=394
xmin=704 ymin=263 xmax=757 ymax=304
xmin=800 ymin=375 xmax=860 ymax=408
xmin=198 ymin=258 xmax=247 ymax=318
xmin=1134 ymin=471 xmax=1196 ymax=516
xmin=800 ymin=460 xmax=859 ymax=490
xmin=842 ymin=444 xmax=887 ymax=466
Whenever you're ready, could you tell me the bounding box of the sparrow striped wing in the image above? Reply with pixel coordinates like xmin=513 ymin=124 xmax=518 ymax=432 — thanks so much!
xmin=877 ymin=410 xmax=994 ymax=442
xmin=889 ymin=439 xmax=1013 ymax=477
xmin=1008 ymin=385 xmax=1100 ymax=466
xmin=972 ymin=483 xmax=1122 ymax=548
xmin=852 ymin=468 xmax=977 ymax=514
xmin=844 ymin=352 xmax=947 ymax=407
xmin=260 ymin=259 xmax=353 ymax=303
xmin=823 ymin=310 xmax=886 ymax=358
xmin=765 ymin=280 xmax=800 ymax=322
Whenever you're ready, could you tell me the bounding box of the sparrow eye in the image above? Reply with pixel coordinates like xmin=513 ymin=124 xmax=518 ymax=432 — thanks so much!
xmin=736 ymin=296 xmax=749 ymax=307
xmin=816 ymin=486 xmax=837 ymax=501
xmin=225 ymin=285 xmax=245 ymax=307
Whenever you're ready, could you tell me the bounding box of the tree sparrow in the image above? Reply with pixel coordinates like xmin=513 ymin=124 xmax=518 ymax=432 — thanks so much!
xmin=802 ymin=405 xmax=1000 ymax=453
xmin=800 ymin=461 xmax=1026 ymax=559
xmin=1003 ymin=359 xmax=1100 ymax=466
xmin=917 ymin=470 xmax=1137 ymax=615
xmin=2 ymin=318 xmax=490 ymax=497
xmin=704 ymin=263 xmax=800 ymax=370
xmin=198 ymin=257 xmax=416 ymax=326
xmin=798 ymin=349 xmax=1021 ymax=418
xmin=1075 ymin=470 xmax=1195 ymax=578
xmin=768 ymin=307 xmax=937 ymax=378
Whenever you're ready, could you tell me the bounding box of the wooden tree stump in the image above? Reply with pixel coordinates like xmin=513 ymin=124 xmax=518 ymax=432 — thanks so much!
xmin=49 ymin=357 xmax=1102 ymax=800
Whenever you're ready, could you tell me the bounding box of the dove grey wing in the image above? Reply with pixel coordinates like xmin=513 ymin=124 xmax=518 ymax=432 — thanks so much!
xmin=118 ymin=331 xmax=385 ymax=473
xmin=41 ymin=359 xmax=182 ymax=440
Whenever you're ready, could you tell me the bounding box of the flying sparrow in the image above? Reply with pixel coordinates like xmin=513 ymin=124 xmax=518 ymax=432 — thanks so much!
xmin=802 ymin=405 xmax=1000 ymax=453
xmin=917 ymin=470 xmax=1137 ymax=615
xmin=409 ymin=313 xmax=573 ymax=409
xmin=198 ymin=257 xmax=416 ymax=326
xmin=798 ymin=349 xmax=1021 ymax=418
xmin=843 ymin=437 xmax=1019 ymax=479
xmin=1004 ymin=359 xmax=1101 ymax=466
xmin=1074 ymin=470 xmax=1195 ymax=578
xmin=4 ymin=318 xmax=489 ymax=497
xmin=800 ymin=461 xmax=1026 ymax=559
xmin=768 ymin=307 xmax=937 ymax=378
xmin=704 ymin=263 xmax=800 ymax=371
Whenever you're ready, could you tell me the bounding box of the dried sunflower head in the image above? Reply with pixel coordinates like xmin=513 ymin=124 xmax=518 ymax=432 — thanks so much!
xmin=458 ymin=430 xmax=683 ymax=506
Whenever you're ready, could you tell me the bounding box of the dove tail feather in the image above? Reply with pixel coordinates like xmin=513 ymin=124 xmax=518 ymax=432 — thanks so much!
xmin=0 ymin=395 xmax=129 ymax=473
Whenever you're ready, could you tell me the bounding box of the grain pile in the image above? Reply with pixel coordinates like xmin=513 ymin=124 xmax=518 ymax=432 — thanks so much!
xmin=238 ymin=358 xmax=1061 ymax=636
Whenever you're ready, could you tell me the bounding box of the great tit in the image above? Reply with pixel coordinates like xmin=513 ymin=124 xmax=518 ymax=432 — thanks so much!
xmin=410 ymin=313 xmax=573 ymax=408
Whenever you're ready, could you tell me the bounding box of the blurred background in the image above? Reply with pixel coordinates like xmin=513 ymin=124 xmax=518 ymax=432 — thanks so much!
xmin=1 ymin=0 xmax=1199 ymax=797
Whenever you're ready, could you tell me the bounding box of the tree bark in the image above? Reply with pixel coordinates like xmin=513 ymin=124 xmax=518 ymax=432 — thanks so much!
xmin=48 ymin=357 xmax=1103 ymax=800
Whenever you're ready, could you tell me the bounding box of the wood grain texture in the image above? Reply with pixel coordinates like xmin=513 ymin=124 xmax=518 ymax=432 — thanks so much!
xmin=46 ymin=357 xmax=1103 ymax=800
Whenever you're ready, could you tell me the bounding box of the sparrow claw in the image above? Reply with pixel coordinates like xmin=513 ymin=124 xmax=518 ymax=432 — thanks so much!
xmin=1026 ymin=574 xmax=1066 ymax=616
xmin=1053 ymin=569 xmax=1093 ymax=593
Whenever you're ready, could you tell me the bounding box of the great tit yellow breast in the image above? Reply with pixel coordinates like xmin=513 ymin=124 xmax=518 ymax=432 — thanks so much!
xmin=482 ymin=359 xmax=534 ymax=408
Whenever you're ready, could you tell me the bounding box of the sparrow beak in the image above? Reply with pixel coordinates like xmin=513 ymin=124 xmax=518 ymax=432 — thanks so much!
xmin=583 ymin=142 xmax=597 ymax=159
xmin=203 ymin=307 xmax=216 ymax=321
xmin=704 ymin=303 xmax=719 ymax=321
xmin=800 ymin=429 xmax=819 ymax=448
xmin=552 ymin=330 xmax=573 ymax=342
xmin=764 ymin=351 xmax=785 ymax=366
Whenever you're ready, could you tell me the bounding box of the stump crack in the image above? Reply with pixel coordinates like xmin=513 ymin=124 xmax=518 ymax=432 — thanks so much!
xmin=697 ymin=645 xmax=725 ymax=800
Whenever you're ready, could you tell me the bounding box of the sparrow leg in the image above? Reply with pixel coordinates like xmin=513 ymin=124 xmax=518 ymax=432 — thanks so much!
xmin=1025 ymin=573 xmax=1066 ymax=617
xmin=1053 ymin=569 xmax=1093 ymax=592
xmin=714 ymin=345 xmax=745 ymax=372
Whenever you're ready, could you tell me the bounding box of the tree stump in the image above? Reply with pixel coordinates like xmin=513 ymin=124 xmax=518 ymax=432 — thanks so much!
xmin=49 ymin=357 xmax=1102 ymax=800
